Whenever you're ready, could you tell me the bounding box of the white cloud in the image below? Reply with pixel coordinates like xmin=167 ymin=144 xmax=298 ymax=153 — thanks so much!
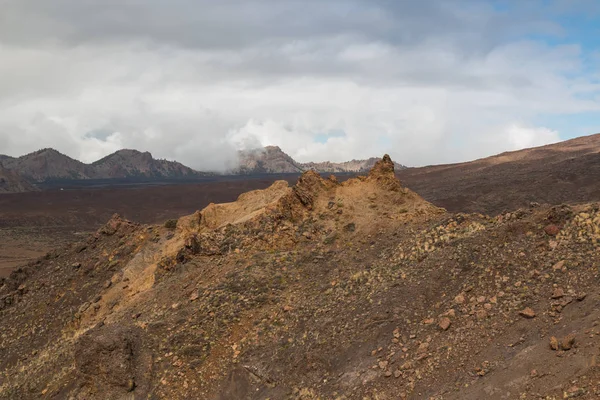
xmin=0 ymin=1 xmax=598 ymax=170
xmin=506 ymin=125 xmax=561 ymax=150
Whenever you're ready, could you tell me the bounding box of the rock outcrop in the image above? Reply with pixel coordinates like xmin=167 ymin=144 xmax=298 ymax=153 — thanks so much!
xmin=2 ymin=155 xmax=600 ymax=399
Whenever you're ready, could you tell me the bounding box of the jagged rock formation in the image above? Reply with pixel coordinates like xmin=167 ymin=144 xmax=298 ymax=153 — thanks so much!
xmin=302 ymin=157 xmax=406 ymax=174
xmin=234 ymin=146 xmax=407 ymax=174
xmin=2 ymin=156 xmax=600 ymax=399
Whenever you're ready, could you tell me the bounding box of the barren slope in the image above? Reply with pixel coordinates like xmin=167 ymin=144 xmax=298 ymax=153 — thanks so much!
xmin=1 ymin=156 xmax=600 ymax=399
xmin=397 ymin=133 xmax=600 ymax=215
xmin=0 ymin=167 xmax=37 ymax=193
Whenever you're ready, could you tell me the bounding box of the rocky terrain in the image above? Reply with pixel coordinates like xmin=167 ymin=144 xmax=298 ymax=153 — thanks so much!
xmin=398 ymin=133 xmax=600 ymax=215
xmin=235 ymin=146 xmax=304 ymax=174
xmin=235 ymin=146 xmax=406 ymax=174
xmin=1 ymin=156 xmax=600 ymax=399
xmin=0 ymin=148 xmax=206 ymax=183
xmin=0 ymin=167 xmax=38 ymax=193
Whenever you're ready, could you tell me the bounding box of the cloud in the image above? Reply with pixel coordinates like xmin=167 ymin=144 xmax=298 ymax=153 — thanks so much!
xmin=506 ymin=125 xmax=561 ymax=150
xmin=0 ymin=0 xmax=598 ymax=170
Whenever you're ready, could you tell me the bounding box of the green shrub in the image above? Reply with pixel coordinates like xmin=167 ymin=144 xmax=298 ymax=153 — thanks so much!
xmin=164 ymin=219 xmax=178 ymax=229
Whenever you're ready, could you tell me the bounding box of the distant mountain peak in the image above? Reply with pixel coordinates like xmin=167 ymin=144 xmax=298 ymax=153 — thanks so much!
xmin=234 ymin=146 xmax=407 ymax=175
xmin=1 ymin=148 xmax=206 ymax=183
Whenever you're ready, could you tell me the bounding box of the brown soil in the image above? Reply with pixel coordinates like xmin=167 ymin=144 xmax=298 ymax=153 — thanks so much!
xmin=2 ymin=157 xmax=600 ymax=399
xmin=397 ymin=133 xmax=600 ymax=215
xmin=0 ymin=228 xmax=77 ymax=278
xmin=0 ymin=177 xmax=306 ymax=276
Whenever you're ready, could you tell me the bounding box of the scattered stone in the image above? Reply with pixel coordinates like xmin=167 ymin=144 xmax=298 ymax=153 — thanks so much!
xmin=519 ymin=307 xmax=536 ymax=319
xmin=530 ymin=369 xmax=538 ymax=377
xmin=343 ymin=223 xmax=356 ymax=232
xmin=552 ymin=260 xmax=566 ymax=271
xmin=550 ymin=334 xmax=576 ymax=351
xmin=576 ymin=293 xmax=587 ymax=301
xmin=417 ymin=343 xmax=429 ymax=354
xmin=551 ymin=288 xmax=565 ymax=299
xmin=439 ymin=317 xmax=451 ymax=331
xmin=560 ymin=334 xmax=576 ymax=351
xmin=454 ymin=294 xmax=465 ymax=304
xmin=544 ymin=224 xmax=560 ymax=236
xmin=565 ymin=386 xmax=586 ymax=398
xmin=476 ymin=309 xmax=488 ymax=320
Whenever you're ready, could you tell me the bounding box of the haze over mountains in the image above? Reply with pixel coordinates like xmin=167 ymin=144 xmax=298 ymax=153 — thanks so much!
xmin=0 ymin=148 xmax=204 ymax=183
xmin=0 ymin=146 xmax=406 ymax=190
xmin=234 ymin=145 xmax=407 ymax=174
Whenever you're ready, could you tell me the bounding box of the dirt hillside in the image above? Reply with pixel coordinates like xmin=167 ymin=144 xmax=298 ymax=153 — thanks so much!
xmin=1 ymin=156 xmax=600 ymax=399
xmin=397 ymin=133 xmax=600 ymax=215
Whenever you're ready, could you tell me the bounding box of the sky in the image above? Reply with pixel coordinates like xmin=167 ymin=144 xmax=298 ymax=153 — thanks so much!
xmin=0 ymin=0 xmax=599 ymax=171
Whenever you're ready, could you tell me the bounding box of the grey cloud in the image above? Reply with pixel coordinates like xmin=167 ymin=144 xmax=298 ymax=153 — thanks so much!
xmin=0 ymin=0 xmax=562 ymax=51
xmin=0 ymin=0 xmax=598 ymax=170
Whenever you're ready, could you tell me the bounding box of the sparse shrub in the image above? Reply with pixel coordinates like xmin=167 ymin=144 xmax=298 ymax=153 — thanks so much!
xmin=164 ymin=219 xmax=178 ymax=230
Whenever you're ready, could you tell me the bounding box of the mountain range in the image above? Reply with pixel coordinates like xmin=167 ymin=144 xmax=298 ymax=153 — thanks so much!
xmin=0 ymin=146 xmax=405 ymax=191
xmin=0 ymin=148 xmax=203 ymax=183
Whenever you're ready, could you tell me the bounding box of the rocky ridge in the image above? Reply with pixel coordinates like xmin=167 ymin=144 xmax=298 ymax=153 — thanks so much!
xmin=234 ymin=146 xmax=407 ymax=175
xmin=1 ymin=156 xmax=600 ymax=399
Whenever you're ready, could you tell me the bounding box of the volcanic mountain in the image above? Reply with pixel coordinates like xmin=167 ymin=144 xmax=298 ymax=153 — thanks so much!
xmin=91 ymin=149 xmax=201 ymax=179
xmin=0 ymin=149 xmax=90 ymax=181
xmin=0 ymin=167 xmax=38 ymax=193
xmin=0 ymin=148 xmax=206 ymax=182
xmin=234 ymin=146 xmax=407 ymax=174
xmin=2 ymin=156 xmax=600 ymax=399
